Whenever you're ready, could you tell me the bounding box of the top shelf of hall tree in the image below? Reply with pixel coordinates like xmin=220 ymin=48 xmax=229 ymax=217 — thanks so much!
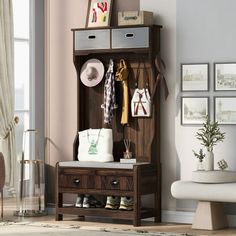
xmin=71 ymin=25 xmax=162 ymax=56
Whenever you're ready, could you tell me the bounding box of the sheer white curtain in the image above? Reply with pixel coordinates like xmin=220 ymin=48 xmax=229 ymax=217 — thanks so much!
xmin=0 ymin=0 xmax=16 ymax=195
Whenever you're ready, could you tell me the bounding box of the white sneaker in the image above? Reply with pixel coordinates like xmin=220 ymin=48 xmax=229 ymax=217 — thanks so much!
xmin=75 ymin=195 xmax=83 ymax=208
xmin=119 ymin=196 xmax=133 ymax=211
xmin=82 ymin=194 xmax=91 ymax=208
xmin=105 ymin=196 xmax=120 ymax=210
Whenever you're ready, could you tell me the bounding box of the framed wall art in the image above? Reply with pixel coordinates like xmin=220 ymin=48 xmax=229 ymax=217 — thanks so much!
xmin=181 ymin=63 xmax=209 ymax=91
xmin=181 ymin=97 xmax=209 ymax=125
xmin=214 ymin=63 xmax=236 ymax=91
xmin=86 ymin=0 xmax=113 ymax=28
xmin=215 ymin=97 xmax=236 ymax=124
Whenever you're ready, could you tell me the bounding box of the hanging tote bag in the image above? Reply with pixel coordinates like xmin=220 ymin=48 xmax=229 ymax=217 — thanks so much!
xmin=131 ymin=60 xmax=152 ymax=117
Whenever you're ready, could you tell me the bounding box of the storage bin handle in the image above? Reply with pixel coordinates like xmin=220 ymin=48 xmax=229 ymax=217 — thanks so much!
xmin=88 ymin=35 xmax=96 ymax=39
xmin=125 ymin=33 xmax=134 ymax=38
xmin=124 ymin=16 xmax=138 ymax=20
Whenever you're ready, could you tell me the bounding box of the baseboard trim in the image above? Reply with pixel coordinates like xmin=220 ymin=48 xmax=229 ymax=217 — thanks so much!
xmin=228 ymin=214 xmax=236 ymax=227
xmin=46 ymin=206 xmax=55 ymax=215
xmin=162 ymin=210 xmax=193 ymax=224
xmin=162 ymin=210 xmax=236 ymax=227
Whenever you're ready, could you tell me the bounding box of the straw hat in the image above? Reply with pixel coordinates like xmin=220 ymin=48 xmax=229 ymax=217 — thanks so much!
xmin=80 ymin=59 xmax=104 ymax=87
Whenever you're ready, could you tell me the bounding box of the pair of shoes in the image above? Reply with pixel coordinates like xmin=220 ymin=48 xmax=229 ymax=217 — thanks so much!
xmin=85 ymin=195 xmax=103 ymax=208
xmin=75 ymin=194 xmax=91 ymax=208
xmin=105 ymin=196 xmax=133 ymax=211
xmin=75 ymin=195 xmax=103 ymax=208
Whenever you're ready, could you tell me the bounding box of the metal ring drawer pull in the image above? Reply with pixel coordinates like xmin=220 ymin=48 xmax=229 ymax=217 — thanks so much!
xmin=73 ymin=179 xmax=80 ymax=185
xmin=125 ymin=33 xmax=134 ymax=38
xmin=111 ymin=180 xmax=119 ymax=185
xmin=88 ymin=35 xmax=96 ymax=39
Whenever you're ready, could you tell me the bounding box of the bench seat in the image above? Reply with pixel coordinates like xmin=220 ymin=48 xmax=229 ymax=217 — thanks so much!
xmin=171 ymin=180 xmax=236 ymax=230
xmin=171 ymin=181 xmax=236 ymax=202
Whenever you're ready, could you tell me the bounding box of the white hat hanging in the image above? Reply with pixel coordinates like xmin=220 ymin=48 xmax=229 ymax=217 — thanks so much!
xmin=80 ymin=59 xmax=105 ymax=87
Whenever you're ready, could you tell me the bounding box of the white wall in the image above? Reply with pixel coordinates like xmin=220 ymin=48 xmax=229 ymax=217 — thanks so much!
xmin=142 ymin=0 xmax=236 ymax=221
xmin=140 ymin=0 xmax=177 ymax=211
xmin=176 ymin=0 xmax=236 ymax=213
xmin=176 ymin=0 xmax=236 ymax=178
xmin=45 ymin=0 xmax=83 ymax=202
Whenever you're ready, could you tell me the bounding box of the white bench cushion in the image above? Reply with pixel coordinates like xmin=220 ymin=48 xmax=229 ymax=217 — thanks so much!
xmin=58 ymin=161 xmax=149 ymax=169
xmin=171 ymin=181 xmax=236 ymax=203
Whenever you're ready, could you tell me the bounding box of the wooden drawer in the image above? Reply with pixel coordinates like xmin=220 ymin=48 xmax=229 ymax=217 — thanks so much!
xmin=75 ymin=29 xmax=110 ymax=50
xmin=100 ymin=175 xmax=133 ymax=191
xmin=111 ymin=27 xmax=149 ymax=49
xmin=59 ymin=174 xmax=95 ymax=189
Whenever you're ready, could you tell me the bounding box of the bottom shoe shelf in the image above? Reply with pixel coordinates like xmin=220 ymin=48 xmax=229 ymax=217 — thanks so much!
xmin=56 ymin=206 xmax=155 ymax=222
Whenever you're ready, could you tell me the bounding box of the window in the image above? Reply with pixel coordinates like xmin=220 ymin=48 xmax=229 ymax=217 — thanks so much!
xmin=13 ymin=0 xmax=32 ymax=158
xmin=6 ymin=0 xmax=44 ymax=203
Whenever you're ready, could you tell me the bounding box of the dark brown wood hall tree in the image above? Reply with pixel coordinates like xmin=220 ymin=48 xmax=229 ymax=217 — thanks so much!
xmin=55 ymin=25 xmax=162 ymax=226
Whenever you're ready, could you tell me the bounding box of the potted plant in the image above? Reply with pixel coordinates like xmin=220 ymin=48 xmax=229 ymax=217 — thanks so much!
xmin=193 ymin=149 xmax=205 ymax=170
xmin=195 ymin=116 xmax=225 ymax=171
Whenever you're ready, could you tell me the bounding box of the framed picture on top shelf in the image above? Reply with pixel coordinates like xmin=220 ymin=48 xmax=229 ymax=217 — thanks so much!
xmin=214 ymin=63 xmax=236 ymax=91
xmin=86 ymin=0 xmax=113 ymax=28
xmin=181 ymin=63 xmax=209 ymax=91
xmin=181 ymin=97 xmax=209 ymax=125
xmin=214 ymin=97 xmax=236 ymax=124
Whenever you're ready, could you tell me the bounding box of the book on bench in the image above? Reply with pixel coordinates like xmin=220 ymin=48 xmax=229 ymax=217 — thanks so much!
xmin=120 ymin=158 xmax=136 ymax=164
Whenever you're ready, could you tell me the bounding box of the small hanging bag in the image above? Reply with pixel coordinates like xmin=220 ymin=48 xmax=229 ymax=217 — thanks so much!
xmin=131 ymin=60 xmax=152 ymax=117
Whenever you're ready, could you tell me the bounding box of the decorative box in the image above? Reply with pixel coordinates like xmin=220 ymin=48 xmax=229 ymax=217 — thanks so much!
xmin=118 ymin=11 xmax=153 ymax=26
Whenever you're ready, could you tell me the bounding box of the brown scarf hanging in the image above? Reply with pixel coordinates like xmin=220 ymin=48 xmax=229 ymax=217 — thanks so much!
xmin=152 ymin=55 xmax=169 ymax=101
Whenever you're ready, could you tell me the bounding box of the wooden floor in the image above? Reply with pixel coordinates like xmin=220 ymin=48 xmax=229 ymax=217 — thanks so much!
xmin=2 ymin=198 xmax=236 ymax=236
